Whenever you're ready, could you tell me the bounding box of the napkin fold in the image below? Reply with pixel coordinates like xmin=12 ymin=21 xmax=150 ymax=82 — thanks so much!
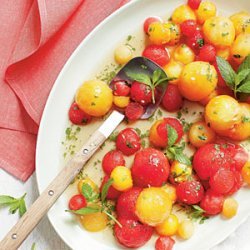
xmin=0 ymin=0 xmax=130 ymax=181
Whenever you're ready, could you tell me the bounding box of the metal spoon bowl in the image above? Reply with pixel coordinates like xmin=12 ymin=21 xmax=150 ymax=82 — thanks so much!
xmin=110 ymin=57 xmax=169 ymax=119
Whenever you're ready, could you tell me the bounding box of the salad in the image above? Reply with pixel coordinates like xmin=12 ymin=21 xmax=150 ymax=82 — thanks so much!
xmin=63 ymin=0 xmax=250 ymax=249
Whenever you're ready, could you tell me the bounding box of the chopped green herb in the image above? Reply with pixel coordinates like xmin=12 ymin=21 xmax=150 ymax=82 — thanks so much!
xmin=100 ymin=142 xmax=106 ymax=150
xmin=177 ymin=111 xmax=182 ymax=119
xmin=141 ymin=140 xmax=146 ymax=148
xmin=198 ymin=135 xmax=207 ymax=141
xmin=125 ymin=43 xmax=136 ymax=51
xmin=127 ymin=35 xmax=132 ymax=41
xmin=157 ymin=109 xmax=163 ymax=117
xmin=134 ymin=128 xmax=141 ymax=136
xmin=109 ymin=131 xmax=119 ymax=142
xmin=242 ymin=116 xmax=250 ymax=123
xmin=148 ymin=116 xmax=155 ymax=122
xmin=181 ymin=107 xmax=189 ymax=114
xmin=181 ymin=119 xmax=193 ymax=133
xmin=141 ymin=130 xmax=149 ymax=139
xmin=197 ymin=39 xmax=204 ymax=47
xmin=65 ymin=126 xmax=81 ymax=141
xmin=221 ymin=32 xmax=229 ymax=37
xmin=97 ymin=63 xmax=122 ymax=83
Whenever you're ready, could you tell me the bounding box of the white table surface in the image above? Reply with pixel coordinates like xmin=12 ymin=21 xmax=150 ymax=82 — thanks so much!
xmin=1 ymin=168 xmax=250 ymax=250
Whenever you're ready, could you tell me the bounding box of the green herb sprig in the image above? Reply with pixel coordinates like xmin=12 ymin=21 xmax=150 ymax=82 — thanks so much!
xmin=66 ymin=179 xmax=122 ymax=228
xmin=0 ymin=193 xmax=27 ymax=217
xmin=126 ymin=69 xmax=176 ymax=103
xmin=216 ymin=55 xmax=250 ymax=97
xmin=165 ymin=141 xmax=191 ymax=166
xmin=178 ymin=204 xmax=209 ymax=224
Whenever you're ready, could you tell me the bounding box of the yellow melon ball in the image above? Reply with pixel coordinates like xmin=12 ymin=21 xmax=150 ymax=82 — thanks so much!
xmin=195 ymin=1 xmax=216 ymax=24
xmin=161 ymin=183 xmax=177 ymax=204
xmin=231 ymin=33 xmax=250 ymax=64
xmin=75 ymin=80 xmax=113 ymax=117
xmin=178 ymin=220 xmax=195 ymax=240
xmin=172 ymin=4 xmax=196 ymax=24
xmin=227 ymin=103 xmax=250 ymax=141
xmin=114 ymin=45 xmax=133 ymax=65
xmin=230 ymin=11 xmax=250 ymax=36
xmin=242 ymin=162 xmax=250 ymax=185
xmin=80 ymin=212 xmax=108 ymax=232
xmin=148 ymin=21 xmax=171 ymax=45
xmin=155 ymin=214 xmax=179 ymax=236
xmin=113 ymin=96 xmax=130 ymax=108
xmin=164 ymin=22 xmax=181 ymax=46
xmin=173 ymin=44 xmax=195 ymax=65
xmin=163 ymin=60 xmax=184 ymax=84
xmin=205 ymin=95 xmax=242 ymax=131
xmin=178 ymin=61 xmax=217 ymax=101
xmin=136 ymin=187 xmax=172 ymax=226
xmin=222 ymin=198 xmax=238 ymax=219
xmin=111 ymin=166 xmax=133 ymax=191
xmin=203 ymin=16 xmax=235 ymax=48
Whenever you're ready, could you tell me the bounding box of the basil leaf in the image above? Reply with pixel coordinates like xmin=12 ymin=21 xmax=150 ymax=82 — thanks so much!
xmin=0 ymin=195 xmax=16 ymax=206
xmin=126 ymin=71 xmax=152 ymax=86
xmin=19 ymin=198 xmax=27 ymax=217
xmin=237 ymin=81 xmax=250 ymax=93
xmin=238 ymin=55 xmax=250 ymax=73
xmin=175 ymin=152 xmax=191 ymax=166
xmin=67 ymin=206 xmax=100 ymax=215
xmin=216 ymin=56 xmax=236 ymax=88
xmin=0 ymin=193 xmax=27 ymax=217
xmin=165 ymin=150 xmax=175 ymax=161
xmin=9 ymin=202 xmax=20 ymax=214
xmin=152 ymin=69 xmax=162 ymax=84
xmin=81 ymin=183 xmax=93 ymax=202
xmin=167 ymin=125 xmax=178 ymax=147
xmin=235 ymin=69 xmax=250 ymax=85
xmin=101 ymin=178 xmax=114 ymax=203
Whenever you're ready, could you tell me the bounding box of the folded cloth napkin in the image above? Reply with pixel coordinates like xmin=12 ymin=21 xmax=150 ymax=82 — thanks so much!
xmin=0 ymin=0 xmax=130 ymax=181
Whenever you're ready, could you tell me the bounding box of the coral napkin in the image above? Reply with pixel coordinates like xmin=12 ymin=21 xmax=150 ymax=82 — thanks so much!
xmin=0 ymin=0 xmax=130 ymax=181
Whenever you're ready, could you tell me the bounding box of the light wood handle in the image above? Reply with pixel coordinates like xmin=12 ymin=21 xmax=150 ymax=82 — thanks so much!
xmin=0 ymin=130 xmax=106 ymax=250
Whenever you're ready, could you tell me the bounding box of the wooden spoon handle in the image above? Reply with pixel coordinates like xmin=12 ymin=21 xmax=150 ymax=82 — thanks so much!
xmin=0 ymin=130 xmax=106 ymax=250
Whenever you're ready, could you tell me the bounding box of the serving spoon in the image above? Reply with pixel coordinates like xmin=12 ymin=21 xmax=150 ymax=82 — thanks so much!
xmin=0 ymin=57 xmax=169 ymax=249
